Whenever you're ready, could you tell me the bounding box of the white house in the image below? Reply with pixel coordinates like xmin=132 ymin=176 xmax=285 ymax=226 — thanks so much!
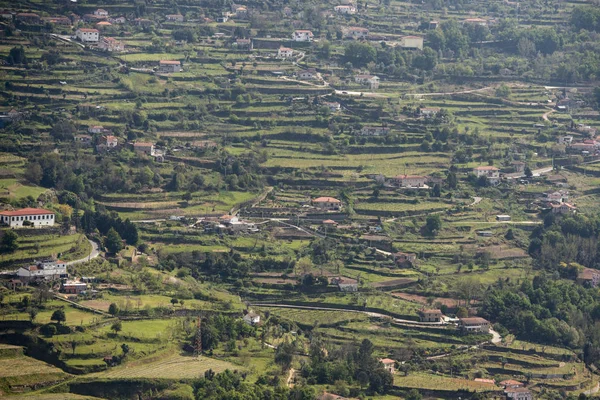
xmin=354 ymin=74 xmax=380 ymax=89
xmin=458 ymin=317 xmax=490 ymax=334
xmin=166 ymin=14 xmax=184 ymax=22
xmin=96 ymin=135 xmax=118 ymax=152
xmin=399 ymin=35 xmax=423 ymax=50
xmin=379 ymin=358 xmax=396 ymax=374
xmin=419 ymin=107 xmax=440 ymax=118
xmin=75 ymin=28 xmax=99 ymax=43
xmin=158 ymin=60 xmax=182 ymax=73
xmin=243 ymin=311 xmax=260 ymax=325
xmin=473 ymin=166 xmax=500 ymax=184
xmin=359 ymin=126 xmax=389 ymax=136
xmin=0 ymin=208 xmax=55 ymax=228
xmin=551 ymin=202 xmax=577 ymax=214
xmin=88 ymin=125 xmax=105 ymax=134
xmin=393 ymin=175 xmax=428 ymax=188
xmin=504 ymin=387 xmax=533 ymax=400
xmin=323 ymin=102 xmax=341 ymax=112
xmin=334 ymin=5 xmax=356 ymax=14
xmin=344 ymin=27 xmax=369 ymax=39
xmin=94 ymin=8 xmax=109 ymax=17
xmin=17 ymin=259 xmax=67 ymax=281
xmin=293 ymin=30 xmax=314 ymax=42
xmin=298 ymin=68 xmax=317 ymax=80
xmin=277 ymin=47 xmax=294 ymax=58
xmin=98 ymin=37 xmax=124 ymax=52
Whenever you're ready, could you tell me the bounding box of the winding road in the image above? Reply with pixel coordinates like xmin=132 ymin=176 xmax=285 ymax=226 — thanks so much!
xmin=65 ymin=239 xmax=100 ymax=266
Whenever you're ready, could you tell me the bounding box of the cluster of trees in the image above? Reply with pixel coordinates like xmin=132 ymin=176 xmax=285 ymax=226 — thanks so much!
xmin=197 ymin=314 xmax=255 ymax=352
xmin=81 ymin=209 xmax=138 ymax=252
xmin=571 ymin=6 xmax=600 ymax=33
xmin=529 ymin=213 xmax=600 ymax=270
xmin=299 ymin=339 xmax=394 ymax=395
xmin=480 ymin=276 xmax=600 ymax=364
xmin=343 ymin=41 xmax=437 ymax=73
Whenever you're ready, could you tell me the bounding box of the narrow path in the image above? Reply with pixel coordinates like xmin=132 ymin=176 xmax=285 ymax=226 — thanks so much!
xmin=64 ymin=239 xmax=100 ymax=266
xmin=470 ymin=196 xmax=483 ymax=206
xmin=542 ymin=108 xmax=556 ymax=121
xmin=53 ymin=294 xmax=112 ymax=317
xmin=286 ymin=368 xmax=295 ymax=388
xmin=583 ymin=382 xmax=600 ymax=395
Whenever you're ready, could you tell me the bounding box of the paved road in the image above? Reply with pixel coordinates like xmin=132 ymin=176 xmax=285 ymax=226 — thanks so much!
xmin=490 ymin=328 xmax=502 ymax=344
xmin=65 ymin=239 xmax=100 ymax=266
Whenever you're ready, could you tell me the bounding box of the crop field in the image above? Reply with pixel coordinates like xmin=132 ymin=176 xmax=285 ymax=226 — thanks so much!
xmin=0 ymin=233 xmax=91 ymax=264
xmin=393 ymin=373 xmax=502 ymax=392
xmin=90 ymin=352 xmax=241 ymax=380
xmin=259 ymin=307 xmax=369 ymax=326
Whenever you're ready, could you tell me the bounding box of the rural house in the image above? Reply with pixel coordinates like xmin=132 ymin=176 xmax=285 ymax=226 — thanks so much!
xmin=473 ymin=166 xmax=500 ymax=185
xmin=0 ymin=208 xmax=55 ymax=228
xmin=392 ymin=175 xmax=428 ymax=188
xmin=243 ymin=311 xmax=260 ymax=325
xmin=298 ymin=68 xmax=317 ymax=80
xmin=419 ymin=107 xmax=440 ymax=118
xmin=234 ymin=38 xmax=253 ymax=50
xmin=277 ymin=47 xmax=294 ymax=58
xmin=94 ymin=8 xmax=109 ymax=17
xmin=359 ymin=126 xmax=389 ymax=136
xmin=354 ymin=74 xmax=380 ymax=89
xmin=293 ymin=30 xmax=314 ymax=42
xmin=577 ymin=268 xmax=600 ymax=288
xmin=393 ymin=251 xmax=417 ymax=265
xmin=344 ymin=27 xmax=369 ymax=39
xmin=98 ymin=37 xmax=125 ymax=52
xmin=379 ymin=358 xmax=396 ymax=374
xmin=323 ymin=102 xmax=341 ymax=112
xmin=419 ymin=309 xmax=443 ymax=322
xmin=511 ymin=161 xmax=526 ymax=173
xmin=550 ymin=202 xmax=577 ymax=214
xmin=88 ymin=125 xmax=106 ymax=134
xmin=62 ymin=280 xmax=88 ymax=294
xmin=558 ymin=135 xmax=573 ymax=145
xmin=399 ymin=35 xmax=424 ymax=50
xmin=458 ymin=317 xmax=490 ymax=334
xmin=166 ymin=14 xmax=184 ymax=22
xmin=158 ymin=60 xmax=182 ymax=73
xmin=463 ymin=17 xmax=488 ymax=26
xmin=334 ymin=5 xmax=356 ymax=14
xmin=332 ymin=277 xmax=358 ymax=292
xmin=96 ymin=135 xmax=118 ymax=152
xmin=504 ymin=387 xmax=533 ymax=400
xmin=312 ymin=196 xmax=342 ymax=211
xmin=500 ymin=380 xmax=524 ymax=389
xmin=75 ymin=28 xmax=99 ymax=43
xmin=133 ymin=142 xmax=155 ymax=156
xmin=17 ymin=259 xmax=67 ymax=281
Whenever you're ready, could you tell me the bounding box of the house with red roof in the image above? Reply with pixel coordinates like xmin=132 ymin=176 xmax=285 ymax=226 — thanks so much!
xmin=312 ymin=197 xmax=342 ymax=211
xmin=0 ymin=208 xmax=55 ymax=228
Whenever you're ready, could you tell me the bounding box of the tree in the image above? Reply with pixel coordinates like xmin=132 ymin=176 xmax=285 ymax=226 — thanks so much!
xmin=7 ymin=46 xmax=27 ymax=65
xmin=505 ymin=229 xmax=515 ymax=240
xmin=171 ymin=297 xmax=179 ymax=307
xmin=24 ymin=162 xmax=43 ymax=185
xmin=495 ymin=84 xmax=512 ymax=98
xmin=105 ymin=228 xmax=123 ymax=254
xmin=50 ymin=120 xmax=76 ymax=141
xmin=274 ymin=342 xmax=294 ymax=372
xmin=524 ymin=166 xmax=533 ymax=178
xmin=456 ymin=307 xmax=468 ymax=318
xmin=446 ymin=172 xmax=458 ymax=189
xmin=430 ymin=183 xmax=441 ymax=198
xmin=28 ymin=307 xmax=38 ymax=322
xmin=111 ymin=320 xmax=122 ymax=335
xmin=1 ymin=230 xmax=19 ymax=253
xmin=51 ymin=309 xmax=66 ymax=325
xmin=425 ymin=214 xmax=442 ymax=235
xmin=108 ymin=303 xmax=119 ymax=316
xmin=121 ymin=343 xmax=130 ymax=355
xmin=343 ymin=41 xmax=376 ymax=67
xmin=41 ymin=324 xmax=57 ymax=337
xmin=406 ymin=389 xmax=423 ymax=400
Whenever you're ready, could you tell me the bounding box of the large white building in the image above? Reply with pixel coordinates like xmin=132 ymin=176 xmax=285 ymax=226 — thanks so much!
xmin=17 ymin=259 xmax=68 ymax=281
xmin=473 ymin=166 xmax=500 ymax=184
xmin=293 ymin=30 xmax=314 ymax=42
xmin=0 ymin=208 xmax=55 ymax=228
xmin=75 ymin=28 xmax=99 ymax=43
xmin=334 ymin=5 xmax=356 ymax=14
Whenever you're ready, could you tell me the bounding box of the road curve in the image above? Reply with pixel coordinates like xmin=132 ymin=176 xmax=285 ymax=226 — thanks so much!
xmin=65 ymin=239 xmax=100 ymax=266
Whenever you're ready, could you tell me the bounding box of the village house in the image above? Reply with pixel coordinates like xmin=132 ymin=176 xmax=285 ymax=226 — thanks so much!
xmin=473 ymin=166 xmax=500 ymax=185
xmin=94 ymin=8 xmax=109 ymax=17
xmin=344 ymin=26 xmax=369 ymax=39
xmin=283 ymin=6 xmax=293 ymax=17
xmin=393 ymin=174 xmax=428 ymax=188
xmin=62 ymin=280 xmax=88 ymax=295
xmin=293 ymin=30 xmax=314 ymax=42
xmin=0 ymin=208 xmax=55 ymax=228
xmin=419 ymin=309 xmax=443 ymax=322
xmin=359 ymin=126 xmax=389 ymax=136
xmin=75 ymin=28 xmax=99 ymax=43
xmin=277 ymin=47 xmax=294 ymax=58
xmin=394 ymin=251 xmax=417 ymax=265
xmin=5 ymin=279 xmax=25 ymax=291
xmin=420 ymin=107 xmax=440 ymax=118
xmin=17 ymin=259 xmax=67 ymax=281
xmin=42 ymin=16 xmax=71 ymax=25
xmin=354 ymin=74 xmax=380 ymax=89
xmin=379 ymin=358 xmax=396 ymax=374
xmin=312 ymin=197 xmax=342 ymax=211
xmin=15 ymin=13 xmax=40 ymax=24
xmin=496 ymin=214 xmax=511 ymax=221
xmin=458 ymin=317 xmax=490 ymax=334
xmin=133 ymin=142 xmax=155 ymax=156
xmin=98 ymin=37 xmax=125 ymax=52
xmin=88 ymin=125 xmax=106 ymax=134
xmin=166 ymin=14 xmax=184 ymax=22
xmin=463 ymin=17 xmax=488 ymax=26
xmin=429 ymin=20 xmax=439 ymax=29
xmin=570 ymin=142 xmax=596 ymax=153
xmin=399 ymin=35 xmax=424 ymax=50
xmin=243 ymin=311 xmax=260 ymax=325
xmin=551 ymin=202 xmax=577 ymax=214
xmin=474 ymin=378 xmax=496 ymax=385
xmin=234 ymin=6 xmax=248 ymax=18
xmin=334 ymin=5 xmax=357 ymax=14
xmin=500 ymin=380 xmax=524 ymax=389
xmin=558 ymin=135 xmax=573 ymax=145
xmin=332 ymin=277 xmax=358 ymax=292
xmin=109 ymin=16 xmax=126 ymax=24
xmin=96 ymin=21 xmax=112 ymax=28
xmin=577 ymin=268 xmax=600 ymax=288
xmin=543 ymin=190 xmax=569 ymax=203
xmin=96 ymin=135 xmax=118 ymax=152
xmin=298 ymin=68 xmax=317 ymax=80
xmin=477 ymin=231 xmax=493 ymax=237
xmin=234 ymin=38 xmax=253 ymax=50
xmin=134 ymin=18 xmax=153 ymax=27
xmin=158 ymin=60 xmax=182 ymax=73
xmin=323 ymin=102 xmax=341 ymax=112
xmin=504 ymin=387 xmax=533 ymax=400
xmin=322 ymin=219 xmax=338 ymax=228
xmin=75 ymin=135 xmax=92 ymax=144
xmin=511 ymin=161 xmax=526 ymax=173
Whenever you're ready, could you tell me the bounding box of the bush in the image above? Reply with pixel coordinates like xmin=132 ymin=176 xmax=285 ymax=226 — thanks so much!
xmin=40 ymin=324 xmax=57 ymax=337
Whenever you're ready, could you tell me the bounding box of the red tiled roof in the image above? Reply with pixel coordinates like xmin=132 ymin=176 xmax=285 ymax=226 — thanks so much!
xmin=0 ymin=208 xmax=54 ymax=217
xmin=474 ymin=166 xmax=499 ymax=170
xmin=160 ymin=60 xmax=181 ymax=65
xmin=379 ymin=358 xmax=395 ymax=364
xmin=500 ymin=380 xmax=523 ymax=386
xmin=313 ymin=197 xmax=341 ymax=203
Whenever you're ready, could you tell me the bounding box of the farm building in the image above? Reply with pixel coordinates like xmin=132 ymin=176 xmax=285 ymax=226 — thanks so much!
xmin=577 ymin=268 xmax=600 ymax=288
xmin=392 ymin=175 xmax=428 ymax=188
xmin=473 ymin=166 xmax=500 ymax=185
xmin=496 ymin=215 xmax=511 ymax=221
xmin=379 ymin=358 xmax=396 ymax=373
xmin=243 ymin=311 xmax=260 ymax=325
xmin=62 ymin=281 xmax=88 ymax=294
xmin=97 ymin=135 xmax=118 ymax=152
xmin=0 ymin=208 xmax=55 ymax=228
xmin=344 ymin=27 xmax=369 ymax=39
xmin=334 ymin=5 xmax=356 ymax=14
xmin=354 ymin=74 xmax=380 ymax=89
xmin=133 ymin=142 xmax=155 ymax=155
xmin=331 ymin=277 xmax=358 ymax=292
xmin=458 ymin=317 xmax=490 ymax=334
xmin=158 ymin=60 xmax=182 ymax=73
xmin=419 ymin=309 xmax=443 ymax=322
xmin=166 ymin=14 xmax=184 ymax=22
xmin=277 ymin=47 xmax=294 ymax=58
xmin=419 ymin=107 xmax=440 ymax=118
xmin=393 ymin=251 xmax=417 ymax=265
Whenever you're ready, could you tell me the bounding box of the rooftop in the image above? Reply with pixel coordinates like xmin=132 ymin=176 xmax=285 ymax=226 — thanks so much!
xmin=313 ymin=197 xmax=341 ymax=203
xmin=160 ymin=60 xmax=181 ymax=65
xmin=0 ymin=208 xmax=54 ymax=217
